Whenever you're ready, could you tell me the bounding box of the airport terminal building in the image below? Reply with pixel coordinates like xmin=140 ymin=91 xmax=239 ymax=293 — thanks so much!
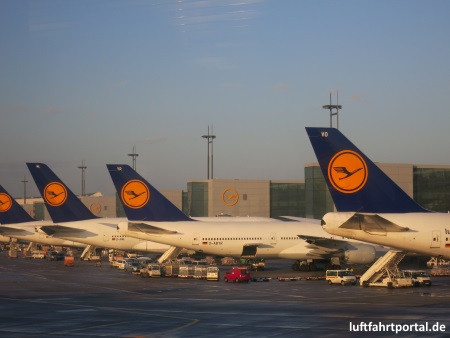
xmin=18 ymin=163 xmax=450 ymax=221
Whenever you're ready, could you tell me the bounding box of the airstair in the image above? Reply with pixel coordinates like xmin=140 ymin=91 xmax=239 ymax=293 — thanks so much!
xmin=157 ymin=246 xmax=183 ymax=264
xmin=80 ymin=245 xmax=97 ymax=260
xmin=359 ymin=249 xmax=412 ymax=288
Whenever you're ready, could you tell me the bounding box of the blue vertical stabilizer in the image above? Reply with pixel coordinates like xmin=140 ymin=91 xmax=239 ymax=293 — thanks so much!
xmin=107 ymin=164 xmax=193 ymax=222
xmin=26 ymin=163 xmax=98 ymax=222
xmin=306 ymin=127 xmax=428 ymax=213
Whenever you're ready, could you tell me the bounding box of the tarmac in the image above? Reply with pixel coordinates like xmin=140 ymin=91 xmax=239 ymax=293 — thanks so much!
xmin=1 ymin=251 xmax=450 ymax=337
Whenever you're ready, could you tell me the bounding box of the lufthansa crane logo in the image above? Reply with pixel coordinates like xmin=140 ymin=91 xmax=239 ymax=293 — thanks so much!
xmin=44 ymin=182 xmax=68 ymax=206
xmin=90 ymin=202 xmax=102 ymax=215
xmin=222 ymin=188 xmax=239 ymax=206
xmin=0 ymin=193 xmax=12 ymax=212
xmin=121 ymin=180 xmax=150 ymax=209
xmin=328 ymin=150 xmax=368 ymax=194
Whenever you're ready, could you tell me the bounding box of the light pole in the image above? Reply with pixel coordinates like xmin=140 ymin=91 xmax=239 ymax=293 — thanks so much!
xmin=322 ymin=91 xmax=342 ymax=129
xmin=78 ymin=160 xmax=87 ymax=196
xmin=128 ymin=146 xmax=139 ymax=171
xmin=21 ymin=176 xmax=28 ymax=204
xmin=202 ymin=126 xmax=216 ymax=179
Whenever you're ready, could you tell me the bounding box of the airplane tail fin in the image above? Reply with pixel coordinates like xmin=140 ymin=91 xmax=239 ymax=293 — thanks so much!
xmin=0 ymin=185 xmax=35 ymax=224
xmin=106 ymin=164 xmax=193 ymax=222
xmin=26 ymin=163 xmax=98 ymax=222
xmin=305 ymin=127 xmax=429 ymax=213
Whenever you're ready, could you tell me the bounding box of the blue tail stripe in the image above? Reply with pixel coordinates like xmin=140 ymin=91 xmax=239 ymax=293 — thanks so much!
xmin=0 ymin=185 xmax=35 ymax=224
xmin=107 ymin=164 xmax=193 ymax=222
xmin=306 ymin=127 xmax=429 ymax=213
xmin=26 ymin=163 xmax=98 ymax=222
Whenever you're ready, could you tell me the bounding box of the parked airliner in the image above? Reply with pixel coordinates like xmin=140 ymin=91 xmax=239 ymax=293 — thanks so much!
xmin=0 ymin=185 xmax=86 ymax=248
xmin=107 ymin=164 xmax=381 ymax=269
xmin=26 ymin=163 xmax=172 ymax=254
xmin=306 ymin=127 xmax=450 ymax=259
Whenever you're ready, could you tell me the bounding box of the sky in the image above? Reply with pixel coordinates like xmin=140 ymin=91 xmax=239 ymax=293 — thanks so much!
xmin=1 ymin=0 xmax=450 ymax=198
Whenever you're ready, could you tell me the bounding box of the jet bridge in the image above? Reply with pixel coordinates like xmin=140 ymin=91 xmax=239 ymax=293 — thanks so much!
xmin=359 ymin=249 xmax=412 ymax=288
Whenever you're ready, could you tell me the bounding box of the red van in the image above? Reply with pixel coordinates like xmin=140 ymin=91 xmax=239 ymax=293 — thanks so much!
xmin=224 ymin=267 xmax=251 ymax=283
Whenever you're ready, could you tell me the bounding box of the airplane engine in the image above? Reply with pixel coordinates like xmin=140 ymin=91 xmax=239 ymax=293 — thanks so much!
xmin=343 ymin=243 xmax=376 ymax=265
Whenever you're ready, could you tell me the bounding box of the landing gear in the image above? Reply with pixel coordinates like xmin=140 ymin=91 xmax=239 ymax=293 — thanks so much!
xmin=291 ymin=260 xmax=318 ymax=271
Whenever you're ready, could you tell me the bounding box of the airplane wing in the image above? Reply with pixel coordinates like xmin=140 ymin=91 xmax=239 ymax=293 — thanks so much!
xmin=298 ymin=235 xmax=358 ymax=257
xmin=39 ymin=225 xmax=95 ymax=237
xmin=243 ymin=242 xmax=264 ymax=247
xmin=299 ymin=235 xmax=346 ymax=250
xmin=0 ymin=226 xmax=31 ymax=236
xmin=128 ymin=222 xmax=178 ymax=235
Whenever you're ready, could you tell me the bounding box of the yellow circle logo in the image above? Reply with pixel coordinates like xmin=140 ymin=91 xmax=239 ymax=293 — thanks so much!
xmin=121 ymin=180 xmax=150 ymax=209
xmin=44 ymin=182 xmax=68 ymax=206
xmin=222 ymin=188 xmax=239 ymax=206
xmin=0 ymin=193 xmax=12 ymax=212
xmin=328 ymin=150 xmax=368 ymax=194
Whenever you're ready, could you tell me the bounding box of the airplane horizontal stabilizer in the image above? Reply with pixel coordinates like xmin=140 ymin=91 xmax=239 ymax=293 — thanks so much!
xmin=340 ymin=213 xmax=410 ymax=234
xmin=0 ymin=227 xmax=31 ymax=236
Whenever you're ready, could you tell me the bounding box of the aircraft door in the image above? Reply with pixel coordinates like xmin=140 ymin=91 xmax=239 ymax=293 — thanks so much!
xmin=270 ymin=232 xmax=277 ymax=245
xmin=192 ymin=233 xmax=200 ymax=246
xmin=103 ymin=232 xmax=109 ymax=242
xmin=430 ymin=231 xmax=441 ymax=248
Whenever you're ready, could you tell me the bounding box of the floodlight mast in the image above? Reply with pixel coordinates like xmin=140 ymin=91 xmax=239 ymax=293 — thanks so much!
xmin=21 ymin=176 xmax=28 ymax=204
xmin=202 ymin=126 xmax=216 ymax=179
xmin=128 ymin=146 xmax=139 ymax=171
xmin=322 ymin=91 xmax=342 ymax=129
xmin=78 ymin=160 xmax=87 ymax=196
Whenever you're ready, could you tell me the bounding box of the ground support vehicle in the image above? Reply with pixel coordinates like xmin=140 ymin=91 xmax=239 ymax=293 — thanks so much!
xmin=326 ymin=270 xmax=357 ymax=285
xmin=146 ymin=264 xmax=162 ymax=277
xmin=430 ymin=265 xmax=450 ymax=276
xmin=224 ymin=267 xmax=251 ymax=283
xmin=192 ymin=261 xmax=208 ymax=279
xmin=194 ymin=266 xmax=208 ymax=279
xmin=64 ymin=256 xmax=75 ymax=267
xmin=179 ymin=265 xmax=190 ymax=278
xmin=402 ymin=270 xmax=432 ymax=286
xmin=124 ymin=261 xmax=141 ymax=274
xmin=206 ymin=266 xmax=220 ymax=281
xmin=359 ymin=250 xmax=412 ymax=288
xmin=31 ymin=250 xmax=45 ymax=259
xmin=163 ymin=261 xmax=179 ymax=277
xmin=240 ymin=258 xmax=265 ymax=271
xmin=427 ymin=257 xmax=450 ymax=268
xmin=47 ymin=251 xmax=58 ymax=261
xmin=8 ymin=248 xmax=18 ymax=259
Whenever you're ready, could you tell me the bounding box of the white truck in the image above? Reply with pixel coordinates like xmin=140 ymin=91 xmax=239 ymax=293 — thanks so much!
xmin=141 ymin=264 xmax=161 ymax=278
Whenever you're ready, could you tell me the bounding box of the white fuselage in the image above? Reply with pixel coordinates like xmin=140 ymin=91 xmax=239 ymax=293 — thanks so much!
xmin=322 ymin=212 xmax=450 ymax=259
xmin=117 ymin=219 xmax=376 ymax=261
xmin=43 ymin=218 xmax=170 ymax=253
xmin=1 ymin=221 xmax=86 ymax=247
